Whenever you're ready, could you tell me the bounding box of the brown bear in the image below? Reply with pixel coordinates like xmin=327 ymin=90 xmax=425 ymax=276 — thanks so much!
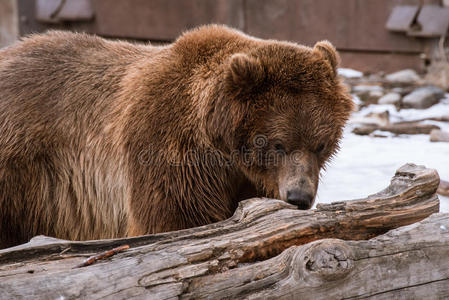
xmin=0 ymin=25 xmax=353 ymax=248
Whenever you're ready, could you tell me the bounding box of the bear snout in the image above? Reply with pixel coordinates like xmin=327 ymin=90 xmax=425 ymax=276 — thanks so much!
xmin=286 ymin=189 xmax=314 ymax=210
xmin=278 ymin=151 xmax=319 ymax=209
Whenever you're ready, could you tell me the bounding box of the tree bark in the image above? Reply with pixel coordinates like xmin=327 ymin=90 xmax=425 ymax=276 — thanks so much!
xmin=0 ymin=163 xmax=442 ymax=299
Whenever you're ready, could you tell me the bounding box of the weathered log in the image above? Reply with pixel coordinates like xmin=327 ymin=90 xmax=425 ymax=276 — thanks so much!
xmin=187 ymin=213 xmax=449 ymax=299
xmin=0 ymin=163 xmax=440 ymax=299
xmin=352 ymin=122 xmax=440 ymax=136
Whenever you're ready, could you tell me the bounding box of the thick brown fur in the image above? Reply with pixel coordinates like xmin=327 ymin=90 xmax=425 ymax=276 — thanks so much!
xmin=0 ymin=25 xmax=353 ymax=248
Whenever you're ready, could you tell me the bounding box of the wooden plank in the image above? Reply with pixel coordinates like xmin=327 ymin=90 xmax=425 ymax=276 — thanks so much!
xmin=14 ymin=0 xmax=439 ymax=74
xmin=340 ymin=50 xmax=424 ymax=73
xmin=245 ymin=0 xmax=425 ymax=53
xmin=93 ymin=0 xmax=245 ymax=40
xmin=0 ymin=164 xmax=441 ymax=299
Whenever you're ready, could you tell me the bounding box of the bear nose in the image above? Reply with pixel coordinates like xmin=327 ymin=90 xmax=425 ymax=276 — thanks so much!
xmin=286 ymin=190 xmax=313 ymax=210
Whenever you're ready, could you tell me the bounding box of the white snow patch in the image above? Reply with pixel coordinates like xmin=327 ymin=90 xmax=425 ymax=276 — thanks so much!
xmin=316 ymin=96 xmax=449 ymax=212
xmin=338 ymin=68 xmax=363 ymax=78
xmin=370 ymin=130 xmax=396 ymax=137
xmin=394 ymin=101 xmax=449 ymax=122
xmin=351 ymin=104 xmax=398 ymax=120
xmin=351 ymin=94 xmax=363 ymax=106
xmin=353 ymin=94 xmax=449 ymax=124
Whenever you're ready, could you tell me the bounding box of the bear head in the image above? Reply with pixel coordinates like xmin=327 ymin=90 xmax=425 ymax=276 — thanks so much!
xmin=206 ymin=38 xmax=354 ymax=209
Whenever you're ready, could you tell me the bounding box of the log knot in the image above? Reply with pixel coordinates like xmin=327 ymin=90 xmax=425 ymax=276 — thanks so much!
xmin=300 ymin=240 xmax=353 ymax=281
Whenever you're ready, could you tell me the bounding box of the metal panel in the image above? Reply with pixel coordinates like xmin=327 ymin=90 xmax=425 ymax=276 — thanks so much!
xmin=36 ymin=0 xmax=94 ymax=23
xmin=408 ymin=5 xmax=449 ymax=37
xmin=386 ymin=5 xmax=419 ymax=32
xmin=245 ymin=0 xmax=425 ymax=53
xmin=93 ymin=0 xmax=244 ymax=40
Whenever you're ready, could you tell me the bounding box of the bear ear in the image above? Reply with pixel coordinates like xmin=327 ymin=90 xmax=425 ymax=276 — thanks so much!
xmin=225 ymin=53 xmax=265 ymax=96
xmin=314 ymin=40 xmax=340 ymax=77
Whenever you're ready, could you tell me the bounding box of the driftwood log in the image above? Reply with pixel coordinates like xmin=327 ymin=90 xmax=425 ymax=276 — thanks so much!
xmin=352 ymin=122 xmax=440 ymax=136
xmin=0 ymin=163 xmax=443 ymax=299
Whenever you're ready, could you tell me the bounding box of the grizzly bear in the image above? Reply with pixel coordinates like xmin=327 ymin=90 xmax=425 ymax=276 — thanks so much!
xmin=0 ymin=25 xmax=353 ymax=248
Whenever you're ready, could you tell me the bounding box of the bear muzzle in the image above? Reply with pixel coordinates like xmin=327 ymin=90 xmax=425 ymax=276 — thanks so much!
xmin=286 ymin=189 xmax=314 ymax=210
xmin=278 ymin=151 xmax=319 ymax=210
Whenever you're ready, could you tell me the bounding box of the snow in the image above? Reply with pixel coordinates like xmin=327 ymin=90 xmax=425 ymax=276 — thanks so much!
xmin=338 ymin=68 xmax=364 ymax=79
xmin=316 ymin=95 xmax=449 ymax=212
xmin=351 ymin=94 xmax=363 ymax=106
xmin=352 ymin=95 xmax=449 ymax=126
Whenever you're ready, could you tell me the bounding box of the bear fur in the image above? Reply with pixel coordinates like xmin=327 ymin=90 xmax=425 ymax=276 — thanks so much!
xmin=0 ymin=25 xmax=353 ymax=248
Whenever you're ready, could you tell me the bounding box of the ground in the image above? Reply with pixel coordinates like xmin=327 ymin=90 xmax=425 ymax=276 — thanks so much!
xmin=317 ymin=89 xmax=449 ymax=212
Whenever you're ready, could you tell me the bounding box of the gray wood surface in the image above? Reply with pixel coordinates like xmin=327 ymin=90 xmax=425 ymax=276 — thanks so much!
xmin=0 ymin=163 xmax=442 ymax=299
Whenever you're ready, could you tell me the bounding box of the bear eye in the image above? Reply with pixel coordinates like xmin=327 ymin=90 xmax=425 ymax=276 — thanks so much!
xmin=274 ymin=143 xmax=286 ymax=154
xmin=316 ymin=143 xmax=325 ymax=153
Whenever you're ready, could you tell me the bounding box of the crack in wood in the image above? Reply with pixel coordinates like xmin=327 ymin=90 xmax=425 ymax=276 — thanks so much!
xmin=342 ymin=277 xmax=449 ymax=299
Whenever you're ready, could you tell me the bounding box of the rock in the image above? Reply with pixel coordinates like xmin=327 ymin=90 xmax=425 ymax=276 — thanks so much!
xmin=352 ymin=85 xmax=384 ymax=104
xmin=343 ymin=72 xmax=383 ymax=88
xmin=438 ymin=180 xmax=449 ymax=196
xmin=352 ymin=122 xmax=440 ymax=136
xmin=430 ymin=129 xmax=449 ymax=142
xmin=391 ymin=86 xmax=415 ymax=96
xmin=402 ymin=86 xmax=445 ymax=109
xmin=365 ymin=111 xmax=390 ymax=126
xmin=378 ymin=92 xmax=401 ymax=105
xmin=338 ymin=68 xmax=363 ymax=79
xmin=350 ymin=111 xmax=390 ymax=127
xmin=352 ymin=85 xmax=383 ymax=94
xmin=385 ymin=69 xmax=421 ymax=85
xmin=352 ymin=125 xmax=377 ymax=135
xmin=367 ymin=90 xmax=384 ymax=104
xmin=392 ymin=87 xmax=404 ymax=94
xmin=367 ymin=73 xmax=384 ymax=82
